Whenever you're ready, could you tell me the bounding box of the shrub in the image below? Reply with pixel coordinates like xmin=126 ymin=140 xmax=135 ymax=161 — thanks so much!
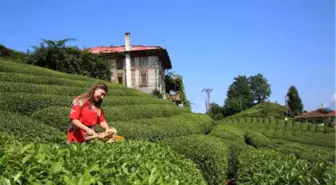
xmin=245 ymin=116 xmax=251 ymax=123
xmin=0 ymin=93 xmax=72 ymax=115
xmin=1 ymin=92 xmax=173 ymax=116
xmin=161 ymin=135 xmax=229 ymax=185
xmin=0 ymin=139 xmax=207 ymax=185
xmin=0 ymin=74 xmax=147 ymax=96
xmin=0 ymin=111 xmax=63 ymax=143
xmin=244 ymin=132 xmax=272 ymax=148
xmin=0 ymin=60 xmax=93 ymax=81
xmin=257 ymin=117 xmax=264 ymax=124
xmin=209 ymin=125 xmax=249 ymax=178
xmin=237 ymin=148 xmax=335 ymax=185
xmin=210 ymin=124 xmax=245 ymax=141
xmin=103 ymin=104 xmax=189 ymax=121
xmin=32 ymin=106 xmax=211 ymax=141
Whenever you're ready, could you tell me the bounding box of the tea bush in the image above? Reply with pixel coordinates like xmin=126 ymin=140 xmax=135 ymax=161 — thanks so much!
xmin=0 ymin=111 xmax=63 ymax=143
xmin=244 ymin=132 xmax=272 ymax=148
xmin=161 ymin=135 xmax=229 ymax=185
xmin=237 ymin=148 xmax=336 ymax=185
xmin=0 ymin=60 xmax=92 ymax=81
xmin=0 ymin=74 xmax=147 ymax=96
xmin=32 ymin=105 xmax=212 ymax=141
xmin=0 ymin=138 xmax=207 ymax=185
xmin=1 ymin=93 xmax=179 ymax=116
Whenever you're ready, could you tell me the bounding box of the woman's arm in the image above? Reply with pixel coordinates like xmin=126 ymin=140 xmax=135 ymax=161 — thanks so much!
xmin=72 ymin=119 xmax=96 ymax=135
xmin=99 ymin=120 xmax=110 ymax=132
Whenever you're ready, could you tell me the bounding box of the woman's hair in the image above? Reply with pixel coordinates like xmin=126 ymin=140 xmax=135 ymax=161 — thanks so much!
xmin=77 ymin=82 xmax=108 ymax=107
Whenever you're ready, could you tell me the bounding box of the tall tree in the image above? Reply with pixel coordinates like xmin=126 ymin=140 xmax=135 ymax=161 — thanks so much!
xmin=249 ymin=73 xmax=271 ymax=104
xmin=207 ymin=103 xmax=224 ymax=120
xmin=223 ymin=76 xmax=254 ymax=115
xmin=286 ymin=85 xmax=303 ymax=117
xmin=25 ymin=38 xmax=112 ymax=81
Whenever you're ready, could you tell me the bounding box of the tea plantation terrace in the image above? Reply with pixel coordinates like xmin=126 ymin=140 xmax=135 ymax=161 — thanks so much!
xmin=0 ymin=59 xmax=335 ymax=184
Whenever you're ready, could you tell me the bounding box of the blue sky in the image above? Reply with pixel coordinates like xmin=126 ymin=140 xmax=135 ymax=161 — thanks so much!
xmin=1 ymin=0 xmax=335 ymax=113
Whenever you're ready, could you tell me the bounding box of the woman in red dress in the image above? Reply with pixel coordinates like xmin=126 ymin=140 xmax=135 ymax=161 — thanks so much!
xmin=67 ymin=82 xmax=116 ymax=143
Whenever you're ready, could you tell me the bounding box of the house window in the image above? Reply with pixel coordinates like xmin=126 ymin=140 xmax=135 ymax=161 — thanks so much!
xmin=116 ymin=59 xmax=124 ymax=69
xmin=139 ymin=57 xmax=148 ymax=67
xmin=132 ymin=69 xmax=135 ymax=85
xmin=140 ymin=70 xmax=148 ymax=86
xmin=131 ymin=58 xmax=135 ymax=67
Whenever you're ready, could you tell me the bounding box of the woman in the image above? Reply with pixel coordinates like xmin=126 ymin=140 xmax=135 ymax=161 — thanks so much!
xmin=67 ymin=82 xmax=117 ymax=143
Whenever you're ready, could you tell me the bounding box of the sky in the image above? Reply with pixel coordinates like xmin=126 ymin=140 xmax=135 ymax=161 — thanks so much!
xmin=1 ymin=0 xmax=335 ymax=113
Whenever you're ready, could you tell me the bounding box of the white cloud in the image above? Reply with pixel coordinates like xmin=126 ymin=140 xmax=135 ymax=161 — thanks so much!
xmin=330 ymin=93 xmax=336 ymax=103
xmin=325 ymin=93 xmax=336 ymax=109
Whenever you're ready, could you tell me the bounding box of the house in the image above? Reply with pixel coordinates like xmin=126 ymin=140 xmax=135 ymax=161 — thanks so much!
xmin=88 ymin=32 xmax=172 ymax=95
xmin=295 ymin=107 xmax=336 ymax=125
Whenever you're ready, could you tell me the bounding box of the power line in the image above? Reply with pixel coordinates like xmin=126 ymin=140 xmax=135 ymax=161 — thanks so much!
xmin=202 ymin=88 xmax=213 ymax=112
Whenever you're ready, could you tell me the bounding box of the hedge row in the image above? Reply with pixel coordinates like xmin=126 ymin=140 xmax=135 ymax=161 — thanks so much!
xmin=0 ymin=93 xmax=175 ymax=115
xmin=0 ymin=111 xmax=63 ymax=143
xmin=160 ymin=135 xmax=229 ymax=185
xmin=0 ymin=73 xmax=147 ymax=96
xmin=0 ymin=60 xmax=97 ymax=81
xmin=31 ymin=105 xmax=190 ymax=129
xmin=244 ymin=132 xmax=272 ymax=148
xmin=0 ymin=138 xmax=207 ymax=185
xmin=237 ymin=148 xmax=335 ymax=184
xmin=32 ymin=105 xmax=211 ymax=140
xmin=112 ymin=114 xmax=213 ymax=141
xmin=208 ymin=124 xmax=250 ymax=178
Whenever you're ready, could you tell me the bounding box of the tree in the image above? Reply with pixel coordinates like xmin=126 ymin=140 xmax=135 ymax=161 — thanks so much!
xmin=25 ymin=38 xmax=112 ymax=81
xmin=249 ymin=73 xmax=271 ymax=104
xmin=207 ymin=103 xmax=224 ymax=120
xmin=164 ymin=71 xmax=191 ymax=110
xmin=223 ymin=76 xmax=254 ymax=116
xmin=286 ymin=85 xmax=303 ymax=117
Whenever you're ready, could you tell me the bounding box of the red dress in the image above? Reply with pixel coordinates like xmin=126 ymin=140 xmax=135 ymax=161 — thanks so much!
xmin=66 ymin=98 xmax=105 ymax=143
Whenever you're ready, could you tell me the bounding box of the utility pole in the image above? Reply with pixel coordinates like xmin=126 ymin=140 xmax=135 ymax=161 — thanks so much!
xmin=202 ymin=88 xmax=213 ymax=112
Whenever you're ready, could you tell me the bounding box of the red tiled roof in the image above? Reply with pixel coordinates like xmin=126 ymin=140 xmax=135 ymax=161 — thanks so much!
xmin=88 ymin=45 xmax=164 ymax=53
xmin=295 ymin=108 xmax=336 ymax=118
xmin=87 ymin=45 xmax=172 ymax=69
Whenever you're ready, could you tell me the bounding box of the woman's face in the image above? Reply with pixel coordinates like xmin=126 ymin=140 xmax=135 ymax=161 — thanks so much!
xmin=94 ymin=88 xmax=106 ymax=103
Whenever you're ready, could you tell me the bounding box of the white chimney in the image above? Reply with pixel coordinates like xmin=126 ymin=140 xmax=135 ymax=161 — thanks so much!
xmin=125 ymin=32 xmax=131 ymax=51
xmin=124 ymin=32 xmax=132 ymax=88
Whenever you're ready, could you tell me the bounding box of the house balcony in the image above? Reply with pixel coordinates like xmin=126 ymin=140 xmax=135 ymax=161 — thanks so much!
xmin=167 ymin=92 xmax=182 ymax=105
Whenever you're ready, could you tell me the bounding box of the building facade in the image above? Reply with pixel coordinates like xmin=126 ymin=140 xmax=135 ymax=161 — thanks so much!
xmin=88 ymin=33 xmax=172 ymax=94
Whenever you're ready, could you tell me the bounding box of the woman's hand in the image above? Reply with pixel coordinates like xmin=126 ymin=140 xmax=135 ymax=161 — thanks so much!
xmin=104 ymin=127 xmax=117 ymax=135
xmin=86 ymin=128 xmax=97 ymax=136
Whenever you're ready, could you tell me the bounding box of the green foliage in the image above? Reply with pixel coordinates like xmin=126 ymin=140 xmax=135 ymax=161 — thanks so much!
xmin=237 ymin=148 xmax=335 ymax=185
xmin=151 ymin=88 xmax=164 ymax=99
xmin=207 ymin=103 xmax=224 ymax=120
xmin=228 ymin=102 xmax=287 ymax=119
xmin=248 ymin=73 xmax=271 ymax=104
xmin=0 ymin=44 xmax=26 ymax=63
xmin=0 ymin=138 xmax=207 ymax=185
xmin=0 ymin=111 xmax=63 ymax=143
xmin=32 ymin=105 xmax=211 ymax=141
xmin=0 ymin=80 xmax=146 ymax=97
xmin=161 ymin=135 xmax=229 ymax=185
xmin=164 ymin=71 xmax=191 ymax=109
xmin=224 ymin=75 xmax=254 ymax=116
xmin=286 ymin=85 xmax=304 ymax=117
xmin=244 ymin=132 xmax=272 ymax=148
xmin=25 ymin=38 xmax=112 ymax=80
xmin=223 ymin=73 xmax=272 ymax=117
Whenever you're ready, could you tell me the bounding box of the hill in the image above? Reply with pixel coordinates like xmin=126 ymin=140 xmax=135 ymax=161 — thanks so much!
xmin=226 ymin=102 xmax=288 ymax=119
xmin=0 ymin=59 xmax=215 ymax=184
xmin=0 ymin=59 xmax=335 ymax=184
